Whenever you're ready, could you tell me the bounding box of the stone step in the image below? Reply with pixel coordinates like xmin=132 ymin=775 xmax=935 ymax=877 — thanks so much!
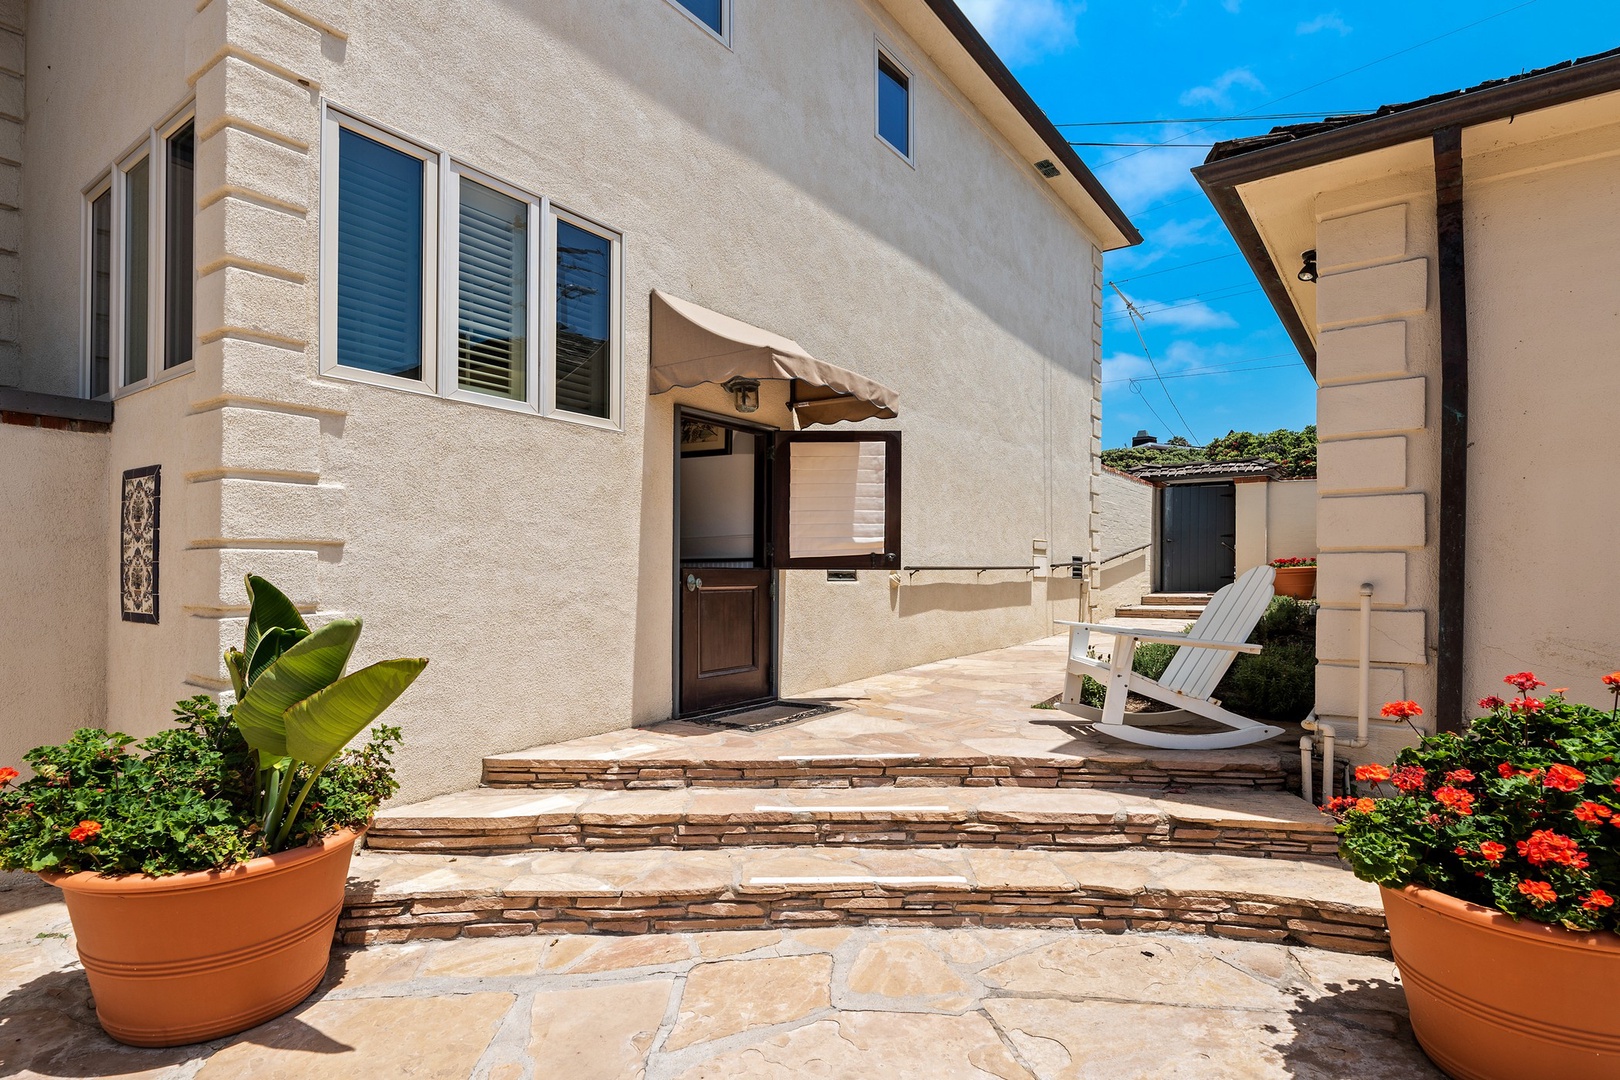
xmin=482 ymin=745 xmax=1290 ymax=792
xmin=342 ymin=845 xmax=1387 ymax=956
xmin=1112 ymin=605 xmax=1208 ymax=621
xmin=1139 ymin=593 xmax=1213 ymax=606
xmin=369 ymin=785 xmax=1337 ymax=861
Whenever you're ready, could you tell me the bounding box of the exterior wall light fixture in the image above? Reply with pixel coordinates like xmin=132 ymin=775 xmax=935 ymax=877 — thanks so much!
xmin=1298 ymin=249 xmax=1318 ymax=283
xmin=723 ymin=376 xmax=760 ymax=413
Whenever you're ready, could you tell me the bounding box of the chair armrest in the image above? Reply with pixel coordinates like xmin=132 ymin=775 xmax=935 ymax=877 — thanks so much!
xmin=1054 ymin=621 xmax=1261 ymax=653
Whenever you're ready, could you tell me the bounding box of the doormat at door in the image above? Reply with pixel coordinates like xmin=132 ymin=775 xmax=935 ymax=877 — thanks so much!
xmin=684 ymin=700 xmax=842 ymax=732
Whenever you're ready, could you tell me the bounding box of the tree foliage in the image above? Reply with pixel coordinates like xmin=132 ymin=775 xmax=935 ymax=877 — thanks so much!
xmin=1102 ymin=425 xmax=1317 ymax=479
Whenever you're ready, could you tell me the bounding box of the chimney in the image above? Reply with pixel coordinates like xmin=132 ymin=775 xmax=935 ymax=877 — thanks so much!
xmin=1132 ymin=430 xmax=1156 ymax=447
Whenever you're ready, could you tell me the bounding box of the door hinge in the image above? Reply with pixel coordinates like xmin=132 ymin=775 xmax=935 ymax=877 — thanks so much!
xmin=770 ymin=576 xmax=778 ymax=600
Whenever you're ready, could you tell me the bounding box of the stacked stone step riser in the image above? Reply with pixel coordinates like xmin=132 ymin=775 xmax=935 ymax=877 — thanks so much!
xmin=367 ymin=819 xmax=1339 ymax=862
xmin=338 ymin=888 xmax=1387 ymax=956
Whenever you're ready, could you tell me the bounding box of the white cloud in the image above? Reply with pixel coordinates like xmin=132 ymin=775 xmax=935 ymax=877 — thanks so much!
xmin=1106 ymin=287 xmax=1237 ymax=331
xmin=1088 ymin=125 xmax=1208 ymax=213
xmin=1297 ymin=12 xmax=1351 ymax=35
xmin=958 ymin=0 xmax=1083 ymax=64
xmin=1221 ymin=0 xmax=1242 ymax=11
xmin=1179 ymin=67 xmax=1265 ymax=108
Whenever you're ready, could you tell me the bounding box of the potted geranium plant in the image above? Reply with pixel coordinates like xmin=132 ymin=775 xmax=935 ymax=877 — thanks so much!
xmin=1269 ymin=556 xmax=1316 ymax=599
xmin=1328 ymin=670 xmax=1620 ymax=1080
xmin=0 ymin=576 xmax=425 ymax=1047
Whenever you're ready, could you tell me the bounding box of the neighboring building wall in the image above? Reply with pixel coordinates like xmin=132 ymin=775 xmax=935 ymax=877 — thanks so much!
xmin=1309 ymin=191 xmax=1439 ymax=764
xmin=1462 ymin=120 xmax=1620 ymax=707
xmin=0 ymin=1 xmax=21 ymax=389
xmin=1266 ymin=479 xmax=1317 ymax=562
xmin=1233 ymin=477 xmax=1268 ymax=577
xmin=18 ymin=0 xmax=1108 ymax=800
xmin=0 ymin=418 xmax=108 ymax=770
xmin=1090 ymin=467 xmax=1151 ymax=617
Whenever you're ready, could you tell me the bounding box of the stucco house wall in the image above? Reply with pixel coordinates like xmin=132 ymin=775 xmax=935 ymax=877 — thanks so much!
xmin=0 ymin=420 xmax=109 ymax=772
xmin=1091 ymin=466 xmax=1151 ymax=616
xmin=1265 ymin=479 xmax=1317 ymax=563
xmin=11 ymin=0 xmax=1122 ymax=800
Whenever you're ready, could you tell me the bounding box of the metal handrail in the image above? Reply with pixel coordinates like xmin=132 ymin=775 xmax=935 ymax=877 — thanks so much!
xmin=903 ymin=563 xmax=1088 ymax=580
xmin=1095 ymin=543 xmax=1150 ymax=564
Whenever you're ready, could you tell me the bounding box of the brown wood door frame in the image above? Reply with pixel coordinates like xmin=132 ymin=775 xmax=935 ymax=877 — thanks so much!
xmin=770 ymin=430 xmax=902 ymax=571
xmin=673 ymin=407 xmax=779 ymax=718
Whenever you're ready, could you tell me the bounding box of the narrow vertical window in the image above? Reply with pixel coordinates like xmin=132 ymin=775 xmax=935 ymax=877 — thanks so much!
xmin=123 ymin=157 xmax=150 ymax=385
xmin=89 ymin=190 xmax=112 ymax=398
xmin=163 ymin=120 xmax=195 ymax=369
xmin=457 ymin=180 xmax=527 ymax=400
xmin=553 ymin=219 xmax=613 ymax=420
xmin=877 ymin=52 xmax=911 ymax=159
xmin=336 ymin=127 xmax=425 ymax=380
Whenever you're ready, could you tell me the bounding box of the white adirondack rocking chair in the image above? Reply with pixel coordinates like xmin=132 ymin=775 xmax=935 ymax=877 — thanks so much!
xmin=1055 ymin=565 xmax=1285 ymax=750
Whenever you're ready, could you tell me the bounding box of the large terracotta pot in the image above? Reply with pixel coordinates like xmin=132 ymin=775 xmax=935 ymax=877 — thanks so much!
xmin=1272 ymin=565 xmax=1316 ymax=599
xmin=1382 ymin=884 xmax=1620 ymax=1080
xmin=42 ymin=827 xmax=362 ymax=1047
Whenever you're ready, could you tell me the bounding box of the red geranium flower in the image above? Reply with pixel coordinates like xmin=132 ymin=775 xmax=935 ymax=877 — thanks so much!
xmin=1479 ymin=841 xmax=1506 ymax=862
xmin=1355 ymin=763 xmax=1392 ymax=783
xmin=1324 ymin=796 xmax=1355 ymax=813
xmin=1380 ymin=700 xmax=1423 ymax=720
xmin=1603 ymin=672 xmax=1620 ymax=688
xmin=1517 ymin=829 xmax=1589 ymax=869
xmin=1444 ymin=769 xmax=1475 ymax=785
xmin=1506 ymin=672 xmax=1547 ymax=693
xmin=1544 ymin=764 xmax=1587 ymax=792
xmin=1574 ymin=801 xmax=1613 ymax=824
xmin=1391 ymin=766 xmax=1428 ymax=793
xmin=1509 ymin=698 xmax=1546 ymax=714
xmin=1433 ymin=786 xmax=1474 ymax=816
xmin=1478 ymin=695 xmax=1507 ymax=710
xmin=67 ymin=820 xmax=101 ymax=843
xmin=0 ymin=767 xmax=17 ymax=785
xmin=1583 ymin=890 xmax=1615 ymax=911
xmin=1519 ymin=880 xmax=1558 ymax=906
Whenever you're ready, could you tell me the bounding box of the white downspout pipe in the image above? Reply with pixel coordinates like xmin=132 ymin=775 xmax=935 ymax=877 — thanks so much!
xmin=1300 ymin=736 xmax=1314 ymax=805
xmin=1304 ymin=583 xmax=1375 ymax=804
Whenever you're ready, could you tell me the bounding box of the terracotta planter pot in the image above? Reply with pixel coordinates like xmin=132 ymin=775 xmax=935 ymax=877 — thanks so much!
xmin=1382 ymin=884 xmax=1620 ymax=1080
xmin=42 ymin=827 xmax=362 ymax=1047
xmin=1272 ymin=565 xmax=1316 ymax=599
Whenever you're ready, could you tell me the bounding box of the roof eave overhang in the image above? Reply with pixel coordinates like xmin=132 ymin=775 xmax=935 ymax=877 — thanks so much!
xmin=1192 ymin=51 xmax=1620 ymax=380
xmin=881 ymin=0 xmax=1140 ymax=250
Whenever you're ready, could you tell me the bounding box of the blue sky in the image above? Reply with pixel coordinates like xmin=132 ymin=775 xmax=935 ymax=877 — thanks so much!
xmin=959 ymin=0 xmax=1617 ymax=449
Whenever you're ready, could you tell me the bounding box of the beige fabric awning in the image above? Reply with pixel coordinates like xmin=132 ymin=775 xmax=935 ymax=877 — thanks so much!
xmin=649 ymin=290 xmax=899 ymax=426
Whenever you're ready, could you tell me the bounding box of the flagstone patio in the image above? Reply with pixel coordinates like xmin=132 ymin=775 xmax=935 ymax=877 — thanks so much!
xmin=0 ymin=872 xmax=1439 ymax=1079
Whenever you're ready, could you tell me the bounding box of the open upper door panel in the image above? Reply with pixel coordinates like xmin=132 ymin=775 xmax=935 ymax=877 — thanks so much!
xmin=770 ymin=431 xmax=901 ymax=570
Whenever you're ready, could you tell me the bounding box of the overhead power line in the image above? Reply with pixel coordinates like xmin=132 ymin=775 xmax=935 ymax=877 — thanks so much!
xmin=1106 ymin=253 xmax=1240 ymax=284
xmin=1108 ymin=283 xmax=1199 ymax=444
xmin=1069 ymin=141 xmax=1217 ymax=148
xmin=1056 ymin=112 xmax=1365 ymax=127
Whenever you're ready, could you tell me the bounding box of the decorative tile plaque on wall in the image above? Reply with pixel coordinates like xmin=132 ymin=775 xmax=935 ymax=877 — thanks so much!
xmin=120 ymin=465 xmax=160 ymax=624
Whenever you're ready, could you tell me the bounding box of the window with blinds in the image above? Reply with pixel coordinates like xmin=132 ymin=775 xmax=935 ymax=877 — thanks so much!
xmin=336 ymin=127 xmax=425 ymax=380
xmin=456 ymin=180 xmax=527 ymax=400
xmin=554 ymin=219 xmax=613 ymax=419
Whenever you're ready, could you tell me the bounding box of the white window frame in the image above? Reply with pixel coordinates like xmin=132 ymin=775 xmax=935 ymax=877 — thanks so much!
xmin=874 ymin=39 xmax=916 ymax=167
xmin=439 ymin=161 xmax=545 ymax=415
xmin=83 ymin=101 xmax=199 ymax=400
xmin=664 ymin=0 xmax=731 ymax=48
xmin=543 ymin=206 xmax=624 ymax=431
xmin=80 ymin=174 xmax=113 ymax=400
xmin=317 ymin=101 xmax=625 ymax=433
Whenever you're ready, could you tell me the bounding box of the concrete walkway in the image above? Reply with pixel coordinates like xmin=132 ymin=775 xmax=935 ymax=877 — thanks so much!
xmin=0 ymin=874 xmax=1438 ymax=1079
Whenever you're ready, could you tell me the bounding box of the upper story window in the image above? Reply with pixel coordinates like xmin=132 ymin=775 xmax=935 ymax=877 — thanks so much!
xmin=319 ymin=106 xmax=623 ymax=429
xmin=876 ymin=45 xmax=913 ymax=163
xmin=84 ymin=108 xmax=196 ymax=399
xmin=667 ymin=0 xmax=730 ymax=45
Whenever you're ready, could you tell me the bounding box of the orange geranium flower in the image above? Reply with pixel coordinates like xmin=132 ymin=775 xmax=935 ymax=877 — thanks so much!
xmin=1544 ymin=764 xmax=1587 ymax=792
xmin=1354 ymin=798 xmax=1376 ymax=814
xmin=1506 ymin=672 xmax=1547 ymax=693
xmin=67 ymin=820 xmax=101 ymax=843
xmin=1574 ymin=801 xmax=1613 ymax=824
xmin=1519 ymin=880 xmax=1557 ymax=906
xmin=1380 ymin=700 xmax=1423 ymax=720
xmin=0 ymin=767 xmax=17 ymax=785
xmin=1602 ymin=672 xmax=1620 ymax=688
xmin=1517 ymin=829 xmax=1589 ymax=869
xmin=1478 ymin=841 xmax=1506 ymax=862
xmin=1583 ymin=890 xmax=1615 ymax=911
xmin=1355 ymin=763 xmax=1392 ymax=783
xmin=1433 ymin=785 xmax=1474 ymax=816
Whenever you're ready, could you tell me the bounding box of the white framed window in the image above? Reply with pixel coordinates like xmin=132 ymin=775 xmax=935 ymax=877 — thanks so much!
xmin=319 ymin=103 xmax=624 ymax=430
xmin=875 ymin=41 xmax=914 ymax=165
xmin=84 ymin=104 xmax=196 ymax=399
xmin=665 ymin=0 xmax=731 ymax=46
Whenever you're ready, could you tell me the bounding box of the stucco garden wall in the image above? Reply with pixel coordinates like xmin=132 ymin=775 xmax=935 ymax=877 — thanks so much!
xmin=0 ymin=421 xmax=108 ymax=771
xmin=1266 ymin=479 xmax=1317 ymax=563
xmin=17 ymin=0 xmax=1112 ymax=800
xmin=1090 ymin=467 xmax=1151 ymax=617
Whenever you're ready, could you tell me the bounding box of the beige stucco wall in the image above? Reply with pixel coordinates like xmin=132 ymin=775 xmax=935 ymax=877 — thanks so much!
xmin=11 ymin=0 xmax=1113 ymax=799
xmin=0 ymin=421 xmax=108 ymax=771
xmin=1266 ymin=479 xmax=1317 ymax=562
xmin=1090 ymin=467 xmax=1151 ymax=616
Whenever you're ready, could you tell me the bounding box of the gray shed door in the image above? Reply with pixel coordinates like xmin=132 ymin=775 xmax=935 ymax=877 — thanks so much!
xmin=1160 ymin=483 xmax=1236 ymax=593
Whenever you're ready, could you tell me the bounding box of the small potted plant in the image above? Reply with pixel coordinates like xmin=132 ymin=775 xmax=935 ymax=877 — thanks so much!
xmin=1327 ymin=671 xmax=1620 ymax=1080
xmin=1269 ymin=556 xmax=1316 ymax=599
xmin=0 ymin=576 xmax=425 ymax=1047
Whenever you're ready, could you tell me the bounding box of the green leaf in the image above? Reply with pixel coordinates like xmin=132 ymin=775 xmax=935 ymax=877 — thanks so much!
xmin=283 ymin=658 xmax=427 ymax=767
xmin=224 ymin=648 xmax=248 ymax=701
xmin=242 ymin=575 xmax=309 ymax=666
xmin=232 ymin=620 xmax=362 ymax=760
xmin=247 ymin=626 xmax=309 ymax=686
